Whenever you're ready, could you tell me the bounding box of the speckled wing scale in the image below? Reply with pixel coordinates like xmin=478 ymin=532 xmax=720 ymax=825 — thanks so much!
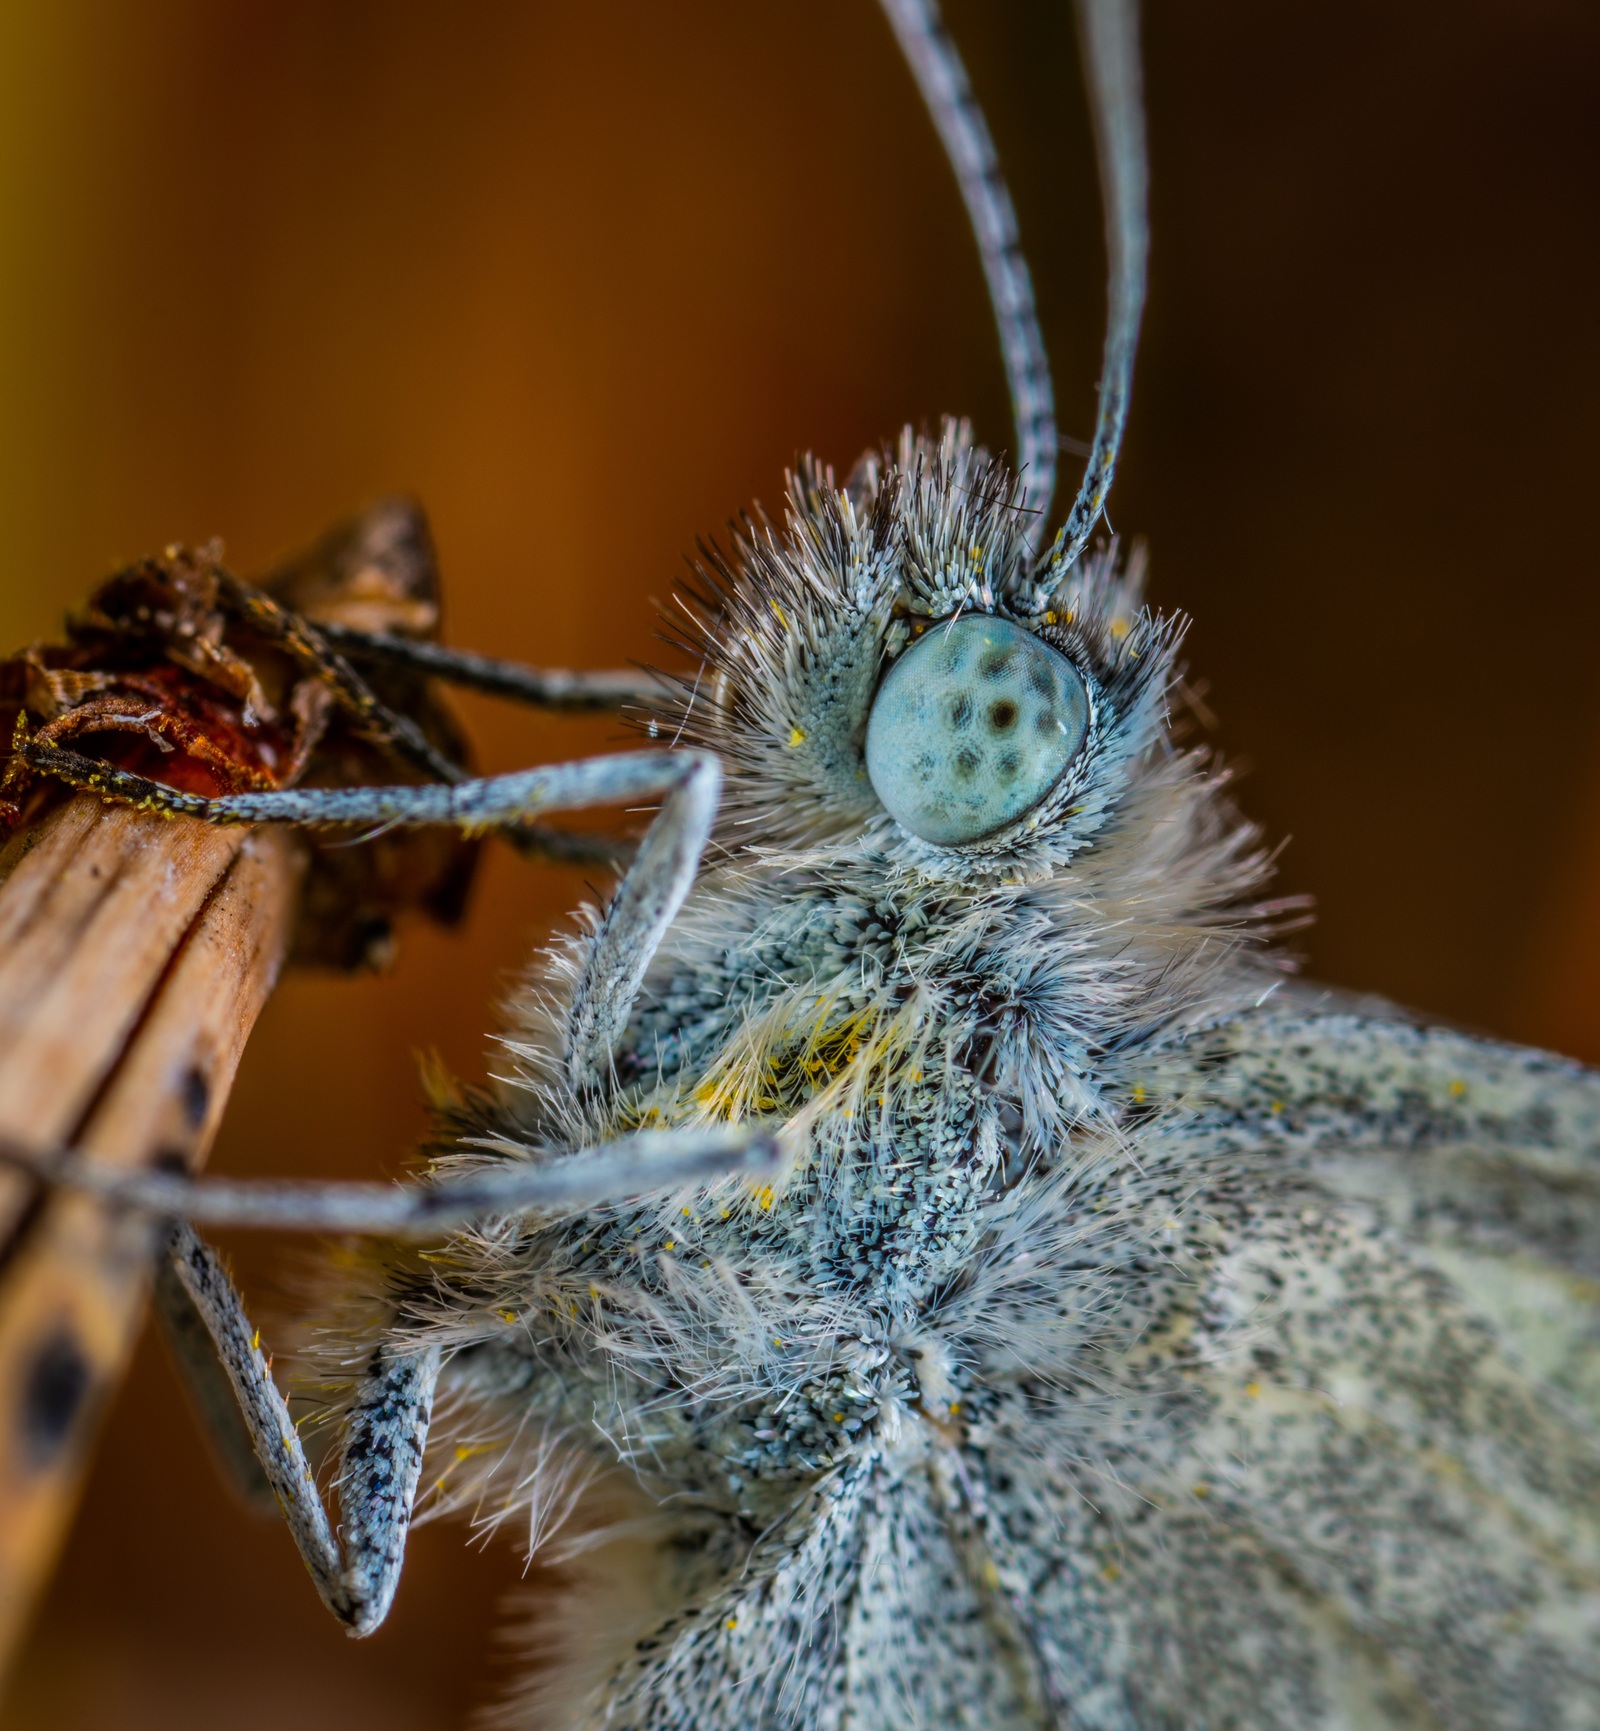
xmin=12 ymin=0 xmax=1600 ymax=1727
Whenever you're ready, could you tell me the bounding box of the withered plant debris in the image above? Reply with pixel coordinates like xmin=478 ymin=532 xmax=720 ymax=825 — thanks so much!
xmin=1 ymin=499 xmax=480 ymax=970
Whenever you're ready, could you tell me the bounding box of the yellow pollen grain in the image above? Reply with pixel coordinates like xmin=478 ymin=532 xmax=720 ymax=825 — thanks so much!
xmin=725 ymin=1616 xmax=739 ymax=1630
xmin=1043 ymin=610 xmax=1058 ymax=624
xmin=755 ymin=1184 xmax=776 ymax=1211
xmin=787 ymin=726 xmax=806 ymax=748
xmin=1131 ymin=1084 xmax=1146 ymax=1105
xmin=1448 ymin=1079 xmax=1467 ymax=1098
xmin=251 ymin=1329 xmax=260 ymax=1353
xmin=1101 ymin=1562 xmax=1121 ymax=1583
xmin=832 ymin=1413 xmax=844 ymax=1423
xmin=1245 ymin=1380 xmax=1262 ymax=1399
xmin=664 ymin=1241 xmax=675 ymax=1252
xmin=1109 ymin=618 xmax=1130 ymax=639
xmin=588 ymin=1284 xmax=601 ymax=1299
xmin=1192 ymin=1481 xmax=1209 ymax=1498
xmin=1269 ymin=1099 xmax=1285 ymax=1114
xmin=498 ymin=1309 xmax=518 ymax=1324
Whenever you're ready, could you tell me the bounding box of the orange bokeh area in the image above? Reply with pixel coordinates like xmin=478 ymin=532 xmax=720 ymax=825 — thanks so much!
xmin=0 ymin=2 xmax=1596 ymax=1727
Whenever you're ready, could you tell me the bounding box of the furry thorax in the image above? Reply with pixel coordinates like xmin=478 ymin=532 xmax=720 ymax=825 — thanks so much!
xmin=296 ymin=418 xmax=1290 ymax=1579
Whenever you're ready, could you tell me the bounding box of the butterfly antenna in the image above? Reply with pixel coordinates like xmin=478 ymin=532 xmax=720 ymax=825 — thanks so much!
xmin=879 ymin=0 xmax=1058 ymax=542
xmin=1055 ymin=0 xmax=1149 ymax=572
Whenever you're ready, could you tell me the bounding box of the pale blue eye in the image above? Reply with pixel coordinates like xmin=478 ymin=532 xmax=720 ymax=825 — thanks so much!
xmin=865 ymin=616 xmax=1089 ymax=845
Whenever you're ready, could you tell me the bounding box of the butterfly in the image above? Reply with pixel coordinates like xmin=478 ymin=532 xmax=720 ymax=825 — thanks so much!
xmin=7 ymin=1 xmax=1597 ymax=1727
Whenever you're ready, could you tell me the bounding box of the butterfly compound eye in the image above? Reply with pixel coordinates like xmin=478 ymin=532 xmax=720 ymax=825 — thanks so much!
xmin=865 ymin=615 xmax=1089 ymax=845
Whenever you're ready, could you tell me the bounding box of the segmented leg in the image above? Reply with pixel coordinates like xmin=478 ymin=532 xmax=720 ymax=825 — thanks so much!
xmin=23 ymin=738 xmax=718 ymax=1076
xmin=213 ymin=567 xmax=464 ymax=785
xmin=213 ymin=571 xmax=639 ymax=864
xmin=221 ymin=569 xmax=651 ymax=858
xmin=312 ymin=622 xmax=657 ymax=712
xmin=562 ymin=751 xmax=720 ymax=1089
xmin=6 ymin=1123 xmax=781 ymax=1232
xmin=8 ymin=742 xmax=774 ymax=1231
xmin=153 ymin=1246 xmax=276 ymax=1513
xmin=164 ymin=1221 xmax=437 ymax=1635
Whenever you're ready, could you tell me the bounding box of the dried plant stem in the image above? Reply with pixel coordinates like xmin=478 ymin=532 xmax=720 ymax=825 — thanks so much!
xmin=0 ymin=796 xmax=298 ymax=1673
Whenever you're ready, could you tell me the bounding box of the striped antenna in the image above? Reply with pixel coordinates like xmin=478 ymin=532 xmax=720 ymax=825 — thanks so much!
xmin=879 ymin=0 xmax=1058 ymax=541
xmin=1054 ymin=0 xmax=1148 ymax=572
xmin=880 ymin=0 xmax=1149 ymax=571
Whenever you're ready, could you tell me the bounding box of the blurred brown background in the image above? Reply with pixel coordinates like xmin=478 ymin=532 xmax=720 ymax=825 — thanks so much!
xmin=0 ymin=0 xmax=1595 ymax=1725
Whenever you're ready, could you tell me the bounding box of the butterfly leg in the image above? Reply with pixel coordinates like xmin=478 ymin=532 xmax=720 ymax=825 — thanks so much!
xmin=267 ymin=613 xmax=658 ymax=860
xmin=211 ymin=568 xmax=465 ymax=784
xmin=7 ymin=1122 xmax=781 ymax=1232
xmin=24 ymin=734 xmax=717 ymax=1066
xmin=6 ymin=742 xmax=770 ymax=1231
xmin=308 ymin=622 xmax=657 ymax=713
xmin=162 ymin=1220 xmax=437 ymax=1636
xmin=152 ymin=1244 xmax=277 ymax=1513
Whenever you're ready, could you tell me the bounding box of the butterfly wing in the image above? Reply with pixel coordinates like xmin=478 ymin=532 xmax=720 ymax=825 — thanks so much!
xmin=959 ymin=1005 xmax=1600 ymax=1729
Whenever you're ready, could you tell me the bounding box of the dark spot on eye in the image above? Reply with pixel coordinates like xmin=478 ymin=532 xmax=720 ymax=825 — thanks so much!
xmin=997 ymin=752 xmax=1021 ymax=782
xmin=948 ymin=694 xmax=973 ymax=730
xmin=953 ymin=748 xmax=981 ymax=781
xmin=978 ymin=648 xmax=1014 ymax=680
xmin=1027 ymin=666 xmax=1055 ymax=698
xmin=911 ymin=751 xmax=936 ymax=783
xmin=21 ymin=1330 xmax=91 ymax=1468
xmin=988 ymin=700 xmax=1018 ymax=733
xmin=1035 ymin=709 xmax=1062 ymax=736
